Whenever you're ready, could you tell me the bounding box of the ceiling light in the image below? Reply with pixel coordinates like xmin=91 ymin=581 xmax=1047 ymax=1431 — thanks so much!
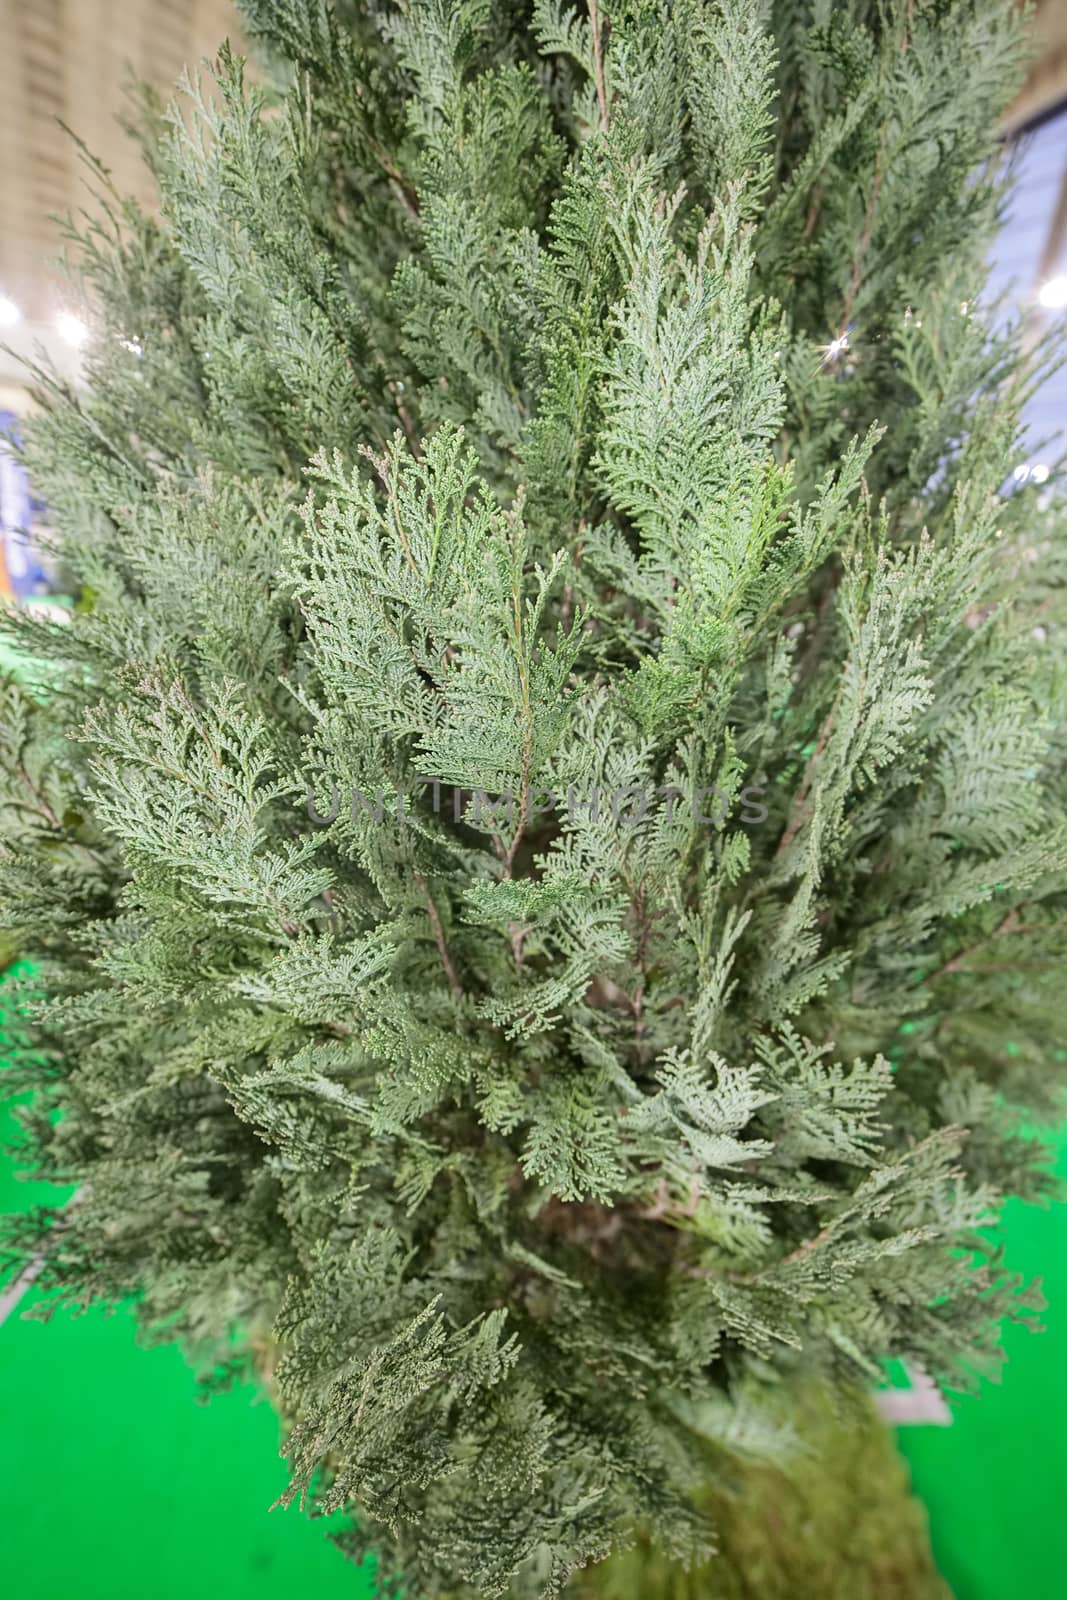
xmin=0 ymin=295 xmax=21 ymax=328
xmin=55 ymin=310 xmax=89 ymax=347
xmin=1038 ymin=274 xmax=1067 ymax=310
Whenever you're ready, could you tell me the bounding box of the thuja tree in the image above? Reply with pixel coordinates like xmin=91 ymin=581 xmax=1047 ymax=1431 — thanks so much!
xmin=2 ymin=1 xmax=1065 ymax=1594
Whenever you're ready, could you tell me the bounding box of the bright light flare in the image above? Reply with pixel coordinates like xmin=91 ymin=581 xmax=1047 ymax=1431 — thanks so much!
xmin=1038 ymin=274 xmax=1067 ymax=311
xmin=55 ymin=310 xmax=89 ymax=347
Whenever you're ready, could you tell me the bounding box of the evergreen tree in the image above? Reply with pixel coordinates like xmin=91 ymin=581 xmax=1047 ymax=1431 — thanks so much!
xmin=1 ymin=2 xmax=1065 ymax=1595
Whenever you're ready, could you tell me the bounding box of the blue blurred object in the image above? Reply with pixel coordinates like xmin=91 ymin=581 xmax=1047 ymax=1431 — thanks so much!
xmin=987 ymin=107 xmax=1067 ymax=473
xmin=0 ymin=410 xmax=51 ymax=599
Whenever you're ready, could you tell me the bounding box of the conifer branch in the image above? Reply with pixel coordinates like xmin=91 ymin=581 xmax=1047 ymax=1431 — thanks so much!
xmin=587 ymin=0 xmax=610 ymax=132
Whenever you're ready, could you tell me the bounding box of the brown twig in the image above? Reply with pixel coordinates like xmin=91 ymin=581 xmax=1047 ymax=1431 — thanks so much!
xmin=778 ymin=1224 xmax=833 ymax=1268
xmin=503 ymin=764 xmax=530 ymax=879
xmin=638 ymin=1171 xmax=702 ymax=1224
xmin=622 ymin=873 xmax=662 ymax=1056
xmin=838 ymin=125 xmax=888 ymax=339
xmin=924 ymin=908 xmax=1020 ymax=983
xmin=504 ymin=531 xmax=533 ymax=880
xmin=559 ymin=522 xmax=586 ymax=637
xmin=16 ymin=763 xmax=61 ymax=831
xmin=802 ymin=187 xmax=823 ymax=243
xmin=921 ymin=911 xmax=1067 ymax=986
xmin=833 ymin=0 xmax=911 ymax=340
xmin=775 ymin=708 xmax=834 ymax=858
xmin=387 ymin=380 xmax=420 ymax=455
xmin=414 ymin=871 xmax=462 ymax=999
xmin=385 ymin=167 xmax=420 ymax=220
xmin=588 ymin=0 xmax=610 ymax=132
xmin=360 ymin=443 xmax=418 ymax=574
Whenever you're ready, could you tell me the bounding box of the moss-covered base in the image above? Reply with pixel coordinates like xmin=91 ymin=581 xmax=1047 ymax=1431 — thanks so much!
xmin=568 ymin=1387 xmax=951 ymax=1600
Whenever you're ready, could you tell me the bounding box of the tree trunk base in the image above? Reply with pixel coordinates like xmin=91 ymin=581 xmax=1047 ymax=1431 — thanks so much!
xmin=567 ymin=1385 xmax=951 ymax=1600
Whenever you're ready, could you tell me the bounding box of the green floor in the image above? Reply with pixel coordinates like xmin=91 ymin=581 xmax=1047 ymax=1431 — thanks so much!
xmin=897 ymin=1129 xmax=1067 ymax=1600
xmin=1 ymin=957 xmax=1065 ymax=1598
xmin=0 ymin=1293 xmax=371 ymax=1600
xmin=0 ymin=967 xmax=373 ymax=1600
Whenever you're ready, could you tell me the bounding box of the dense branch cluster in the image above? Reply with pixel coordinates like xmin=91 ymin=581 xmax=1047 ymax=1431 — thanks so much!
xmin=1 ymin=3 xmax=1065 ymax=1596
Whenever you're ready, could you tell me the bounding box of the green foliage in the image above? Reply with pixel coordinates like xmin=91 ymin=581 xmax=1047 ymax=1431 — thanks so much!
xmin=1 ymin=2 xmax=1064 ymax=1596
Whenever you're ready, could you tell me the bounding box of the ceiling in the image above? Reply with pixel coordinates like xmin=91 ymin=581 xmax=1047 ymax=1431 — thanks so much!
xmin=0 ymin=0 xmax=239 ymax=393
xmin=1008 ymin=0 xmax=1067 ymax=132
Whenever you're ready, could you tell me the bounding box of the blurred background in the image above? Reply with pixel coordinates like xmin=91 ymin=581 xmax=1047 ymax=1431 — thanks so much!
xmin=0 ymin=0 xmax=237 ymax=401
xmin=1 ymin=3 xmax=1066 ymax=1597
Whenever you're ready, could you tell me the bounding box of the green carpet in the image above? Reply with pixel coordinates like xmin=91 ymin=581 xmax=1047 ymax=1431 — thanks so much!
xmin=2 ymin=956 xmax=1065 ymax=1598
